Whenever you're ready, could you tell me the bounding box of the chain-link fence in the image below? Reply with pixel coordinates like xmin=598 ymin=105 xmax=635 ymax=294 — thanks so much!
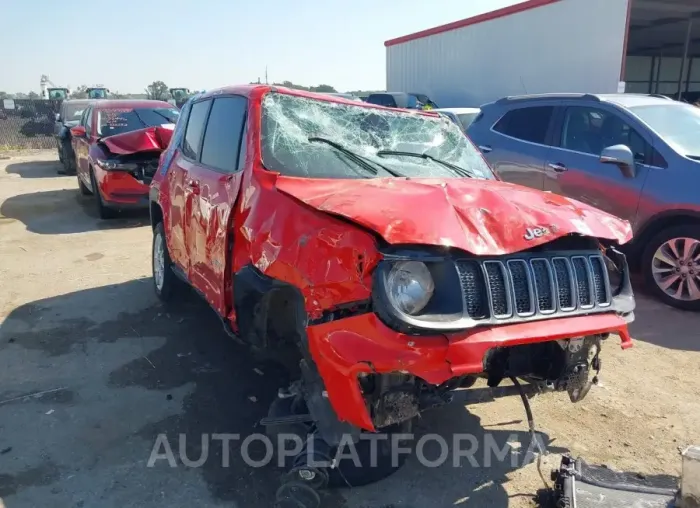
xmin=0 ymin=98 xmax=61 ymax=151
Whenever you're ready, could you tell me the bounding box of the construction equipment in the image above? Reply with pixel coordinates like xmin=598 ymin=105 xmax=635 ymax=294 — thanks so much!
xmin=40 ymin=75 xmax=69 ymax=100
xmin=86 ymin=87 xmax=109 ymax=99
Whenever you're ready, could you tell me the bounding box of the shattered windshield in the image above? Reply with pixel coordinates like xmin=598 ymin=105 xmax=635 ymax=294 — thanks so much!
xmin=260 ymin=92 xmax=495 ymax=180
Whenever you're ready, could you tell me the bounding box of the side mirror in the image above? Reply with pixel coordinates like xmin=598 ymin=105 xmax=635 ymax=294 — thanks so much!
xmin=600 ymin=144 xmax=636 ymax=178
xmin=70 ymin=125 xmax=87 ymax=138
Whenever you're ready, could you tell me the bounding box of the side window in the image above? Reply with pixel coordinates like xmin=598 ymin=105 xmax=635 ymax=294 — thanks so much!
xmin=182 ymin=99 xmax=211 ymax=160
xmin=560 ymin=106 xmax=650 ymax=162
xmin=493 ymin=106 xmax=554 ymax=144
xmin=84 ymin=107 xmax=93 ymax=136
xmin=200 ymin=96 xmax=247 ymax=172
xmin=369 ymin=94 xmax=397 ymax=107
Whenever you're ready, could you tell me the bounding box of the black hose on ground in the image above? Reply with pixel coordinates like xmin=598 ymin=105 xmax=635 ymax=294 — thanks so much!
xmin=510 ymin=376 xmax=550 ymax=490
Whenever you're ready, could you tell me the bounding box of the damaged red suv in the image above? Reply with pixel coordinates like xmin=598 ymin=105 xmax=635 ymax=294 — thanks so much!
xmin=150 ymin=85 xmax=636 ymax=504
xmin=70 ymin=100 xmax=179 ymax=219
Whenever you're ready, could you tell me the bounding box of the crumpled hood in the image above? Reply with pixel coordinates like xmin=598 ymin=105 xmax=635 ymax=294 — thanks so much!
xmin=99 ymin=124 xmax=175 ymax=155
xmin=275 ymin=177 xmax=633 ymax=255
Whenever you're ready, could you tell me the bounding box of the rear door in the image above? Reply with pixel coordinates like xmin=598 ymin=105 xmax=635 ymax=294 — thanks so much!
xmin=184 ymin=95 xmax=247 ymax=315
xmin=543 ymin=104 xmax=651 ymax=222
xmin=74 ymin=106 xmax=93 ymax=180
xmin=164 ymin=98 xmax=211 ymax=273
xmin=473 ymin=105 xmax=555 ymax=190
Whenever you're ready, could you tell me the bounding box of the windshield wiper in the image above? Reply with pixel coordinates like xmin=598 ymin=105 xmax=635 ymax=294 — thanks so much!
xmin=308 ymin=137 xmax=405 ymax=177
xmin=376 ymin=150 xmax=473 ymax=178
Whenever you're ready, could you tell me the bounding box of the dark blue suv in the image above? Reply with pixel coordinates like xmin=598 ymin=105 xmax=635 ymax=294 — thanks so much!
xmin=468 ymin=93 xmax=700 ymax=311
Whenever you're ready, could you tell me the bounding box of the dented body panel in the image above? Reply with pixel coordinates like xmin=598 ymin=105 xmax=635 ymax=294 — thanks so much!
xmin=275 ymin=176 xmax=632 ymax=256
xmin=309 ymin=312 xmax=632 ymax=430
xmin=100 ymin=125 xmax=174 ymax=156
xmin=150 ymin=84 xmax=635 ymax=434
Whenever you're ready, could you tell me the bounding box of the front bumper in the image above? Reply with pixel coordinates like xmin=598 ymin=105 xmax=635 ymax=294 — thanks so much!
xmin=97 ymin=171 xmax=150 ymax=209
xmin=307 ymin=312 xmax=632 ymax=432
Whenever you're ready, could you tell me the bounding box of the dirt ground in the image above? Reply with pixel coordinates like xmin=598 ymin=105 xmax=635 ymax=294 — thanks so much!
xmin=1 ymin=150 xmax=698 ymax=508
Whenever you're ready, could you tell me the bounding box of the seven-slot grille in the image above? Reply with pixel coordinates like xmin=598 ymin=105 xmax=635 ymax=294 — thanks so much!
xmin=455 ymin=253 xmax=611 ymax=322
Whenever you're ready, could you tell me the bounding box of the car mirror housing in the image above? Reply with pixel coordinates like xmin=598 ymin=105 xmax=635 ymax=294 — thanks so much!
xmin=600 ymin=144 xmax=636 ymax=178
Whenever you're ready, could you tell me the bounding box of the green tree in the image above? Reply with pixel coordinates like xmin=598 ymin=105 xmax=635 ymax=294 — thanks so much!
xmin=145 ymin=81 xmax=169 ymax=100
xmin=71 ymin=86 xmax=88 ymax=99
xmin=27 ymin=91 xmax=40 ymax=99
xmin=0 ymin=91 xmax=8 ymax=99
xmin=309 ymin=84 xmax=337 ymax=93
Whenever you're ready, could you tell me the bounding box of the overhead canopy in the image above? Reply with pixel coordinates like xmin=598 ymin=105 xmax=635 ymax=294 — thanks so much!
xmin=628 ymin=0 xmax=700 ymax=57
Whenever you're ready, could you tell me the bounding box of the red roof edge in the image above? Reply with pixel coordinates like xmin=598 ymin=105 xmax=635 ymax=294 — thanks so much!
xmin=384 ymin=0 xmax=562 ymax=47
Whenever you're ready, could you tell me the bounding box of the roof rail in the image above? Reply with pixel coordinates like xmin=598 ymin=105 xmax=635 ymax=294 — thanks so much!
xmin=647 ymin=93 xmax=673 ymax=100
xmin=495 ymin=93 xmax=600 ymax=104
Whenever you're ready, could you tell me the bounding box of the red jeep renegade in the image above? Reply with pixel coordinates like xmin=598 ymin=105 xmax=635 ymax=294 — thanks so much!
xmin=149 ymin=85 xmax=635 ymax=505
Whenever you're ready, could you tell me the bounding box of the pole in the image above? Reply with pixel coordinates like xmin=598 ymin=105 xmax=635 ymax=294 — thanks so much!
xmin=648 ymin=56 xmax=656 ymax=94
xmin=678 ymin=18 xmax=693 ymax=100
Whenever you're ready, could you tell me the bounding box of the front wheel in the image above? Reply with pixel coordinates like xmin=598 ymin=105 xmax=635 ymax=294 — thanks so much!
xmin=90 ymin=169 xmax=118 ymax=219
xmin=153 ymin=222 xmax=181 ymax=302
xmin=77 ymin=174 xmax=92 ymax=196
xmin=642 ymin=224 xmax=700 ymax=311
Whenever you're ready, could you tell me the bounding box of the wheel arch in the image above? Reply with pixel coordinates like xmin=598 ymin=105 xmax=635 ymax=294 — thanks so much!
xmin=233 ymin=264 xmax=308 ymax=353
xmin=628 ymin=210 xmax=700 ymax=266
xmin=149 ymin=200 xmax=163 ymax=230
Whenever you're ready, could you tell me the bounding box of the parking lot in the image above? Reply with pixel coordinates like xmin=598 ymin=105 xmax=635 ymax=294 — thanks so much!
xmin=1 ymin=150 xmax=699 ymax=508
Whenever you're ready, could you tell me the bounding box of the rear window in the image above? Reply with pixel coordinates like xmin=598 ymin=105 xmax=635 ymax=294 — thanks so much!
xmin=62 ymin=104 xmax=88 ymax=122
xmin=97 ymin=107 xmax=180 ymax=137
xmin=493 ymin=106 xmax=554 ymax=144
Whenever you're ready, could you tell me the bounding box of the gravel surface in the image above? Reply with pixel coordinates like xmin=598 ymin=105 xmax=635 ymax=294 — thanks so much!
xmin=1 ymin=151 xmax=698 ymax=508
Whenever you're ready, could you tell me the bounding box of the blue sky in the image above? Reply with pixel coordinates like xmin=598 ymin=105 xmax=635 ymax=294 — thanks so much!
xmin=2 ymin=0 xmax=518 ymax=95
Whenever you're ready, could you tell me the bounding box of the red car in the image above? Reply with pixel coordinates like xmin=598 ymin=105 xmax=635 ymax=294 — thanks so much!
xmin=150 ymin=86 xmax=636 ymax=505
xmin=70 ymin=100 xmax=179 ymax=219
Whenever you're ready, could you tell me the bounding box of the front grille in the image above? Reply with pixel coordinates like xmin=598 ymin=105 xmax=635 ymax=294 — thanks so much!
xmin=454 ymin=252 xmax=612 ymax=324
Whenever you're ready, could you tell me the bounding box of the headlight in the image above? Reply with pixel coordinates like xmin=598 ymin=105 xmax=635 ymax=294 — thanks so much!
xmin=96 ymin=159 xmax=139 ymax=171
xmin=386 ymin=261 xmax=435 ymax=315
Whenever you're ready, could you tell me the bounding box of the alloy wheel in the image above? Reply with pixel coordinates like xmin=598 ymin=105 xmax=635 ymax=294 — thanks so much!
xmin=651 ymin=237 xmax=700 ymax=301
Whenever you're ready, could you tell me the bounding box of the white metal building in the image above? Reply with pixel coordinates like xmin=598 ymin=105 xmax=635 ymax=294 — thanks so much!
xmin=385 ymin=0 xmax=700 ymax=108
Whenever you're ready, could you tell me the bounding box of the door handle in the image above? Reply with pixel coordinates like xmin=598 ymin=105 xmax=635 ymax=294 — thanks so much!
xmin=548 ymin=162 xmax=568 ymax=173
xmin=478 ymin=145 xmax=492 ymax=153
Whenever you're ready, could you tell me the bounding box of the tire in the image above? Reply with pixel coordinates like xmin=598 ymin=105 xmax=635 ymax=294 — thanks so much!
xmin=152 ymin=222 xmax=181 ymax=302
xmin=62 ymin=140 xmax=76 ymax=175
xmin=641 ymin=224 xmax=700 ymax=311
xmin=56 ymin=143 xmax=66 ymax=174
xmin=90 ymin=169 xmax=118 ymax=219
xmin=77 ymin=174 xmax=92 ymax=196
xmin=266 ymin=396 xmax=413 ymax=488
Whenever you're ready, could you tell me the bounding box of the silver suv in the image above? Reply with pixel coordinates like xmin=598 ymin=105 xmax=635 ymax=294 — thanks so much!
xmin=467 ymin=93 xmax=700 ymax=311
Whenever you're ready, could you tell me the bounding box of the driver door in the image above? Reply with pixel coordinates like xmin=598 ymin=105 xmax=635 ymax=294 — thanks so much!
xmin=543 ymin=105 xmax=652 ymax=224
